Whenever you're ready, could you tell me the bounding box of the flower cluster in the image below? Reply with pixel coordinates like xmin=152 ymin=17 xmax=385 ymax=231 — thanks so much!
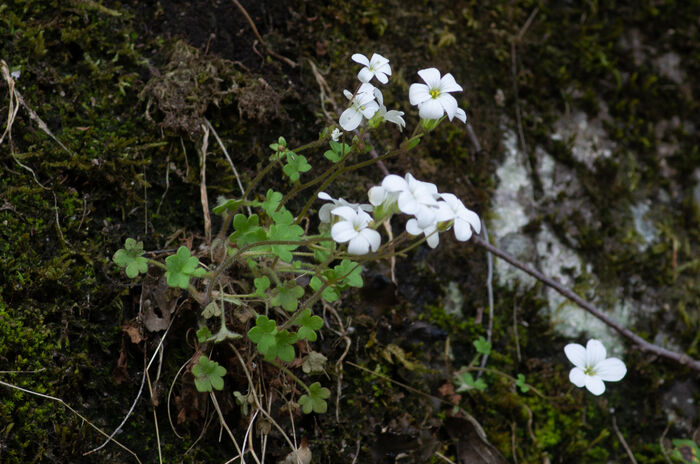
xmin=369 ymin=173 xmax=481 ymax=248
xmin=338 ymin=52 xmax=469 ymax=133
xmin=318 ymin=173 xmax=480 ymax=255
xmin=339 ymin=53 xmax=405 ymax=132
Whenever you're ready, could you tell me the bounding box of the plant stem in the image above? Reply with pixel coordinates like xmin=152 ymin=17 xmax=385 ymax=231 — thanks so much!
xmin=472 ymin=236 xmax=700 ymax=372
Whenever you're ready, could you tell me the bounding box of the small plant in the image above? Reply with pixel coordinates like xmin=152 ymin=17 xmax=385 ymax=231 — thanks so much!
xmin=671 ymin=439 xmax=700 ymax=463
xmin=192 ymin=356 xmax=226 ymax=392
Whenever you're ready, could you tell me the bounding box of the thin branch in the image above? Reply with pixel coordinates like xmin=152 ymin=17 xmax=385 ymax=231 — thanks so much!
xmin=477 ymin=222 xmax=494 ymax=377
xmin=199 ymin=124 xmax=212 ymax=244
xmin=231 ymin=0 xmax=297 ymax=68
xmin=472 ymin=236 xmax=700 ymax=372
xmin=612 ymin=414 xmax=638 ymax=464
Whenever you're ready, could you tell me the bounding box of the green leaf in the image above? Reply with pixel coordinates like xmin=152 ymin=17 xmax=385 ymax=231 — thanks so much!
xmin=473 ymin=336 xmax=492 ymax=356
xmin=402 ymin=135 xmax=422 ymax=150
xmin=270 ymin=281 xmax=305 ymax=312
xmin=196 ymin=326 xmax=213 ymax=343
xmin=298 ymin=382 xmax=330 ymax=414
xmin=323 ymin=140 xmax=351 ymax=163
xmin=333 ymin=259 xmax=363 ymax=288
xmin=294 ymin=309 xmax=323 ymax=341
xmin=202 ymin=302 xmax=221 ymax=319
xmin=282 ymin=153 xmax=311 ymax=182
xmin=247 ymin=315 xmax=277 ymax=349
xmin=309 ymin=276 xmax=340 ymax=303
xmin=234 ymin=391 xmax=249 ymax=416
xmin=230 ymin=214 xmax=266 ymax=247
xmin=212 ymin=197 xmax=243 ymax=215
xmin=261 ymin=189 xmax=283 ymax=217
xmin=254 ymin=276 xmax=270 ymax=297
xmin=192 ymin=356 xmax=227 ymax=392
xmin=454 ymin=371 xmax=487 ymax=392
xmin=113 ymin=238 xmax=149 ymax=278
xmin=164 ymin=246 xmax=206 ymax=289
xmin=267 ymin=223 xmax=303 ymax=262
xmin=515 ymin=374 xmax=530 ymax=393
xmin=671 ymin=439 xmax=700 ymax=463
xmin=323 ymin=148 xmax=341 ymax=163
xmin=269 ymin=330 xmax=297 ymax=362
xmin=247 ymin=316 xmax=297 ymax=362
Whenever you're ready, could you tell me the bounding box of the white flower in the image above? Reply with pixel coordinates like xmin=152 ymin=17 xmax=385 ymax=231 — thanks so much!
xmin=352 ymin=53 xmax=392 ymax=84
xmin=339 ymin=83 xmax=379 ymax=131
xmin=331 ymin=128 xmax=342 ymax=142
xmin=373 ymin=88 xmax=405 ymax=131
xmin=405 ymin=200 xmax=453 ymax=248
xmin=330 ymin=206 xmax=381 ymax=255
xmin=317 ymin=192 xmax=372 ymax=224
xmin=406 ymin=218 xmax=440 ymax=248
xmin=381 ymin=173 xmax=440 ymax=228
xmin=409 ymin=68 xmax=463 ymax=121
xmin=440 ymin=193 xmax=481 ymax=241
xmin=564 ymin=339 xmax=627 ymax=396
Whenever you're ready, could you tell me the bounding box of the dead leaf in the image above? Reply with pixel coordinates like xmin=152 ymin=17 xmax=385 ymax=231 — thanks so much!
xmin=122 ymin=321 xmax=143 ymax=344
xmin=445 ymin=414 xmax=508 ymax=464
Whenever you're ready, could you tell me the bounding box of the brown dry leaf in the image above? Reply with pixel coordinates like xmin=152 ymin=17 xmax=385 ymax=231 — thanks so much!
xmin=122 ymin=321 xmax=143 ymax=344
xmin=112 ymin=346 xmax=130 ymax=385
xmin=445 ymin=414 xmax=508 ymax=464
xmin=141 ymin=275 xmax=179 ymax=332
xmin=278 ymin=437 xmax=311 ymax=464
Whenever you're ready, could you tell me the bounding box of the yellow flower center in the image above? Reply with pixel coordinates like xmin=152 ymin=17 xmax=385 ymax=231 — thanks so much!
xmin=429 ymin=88 xmax=441 ymax=99
xmin=584 ymin=366 xmax=596 ymax=376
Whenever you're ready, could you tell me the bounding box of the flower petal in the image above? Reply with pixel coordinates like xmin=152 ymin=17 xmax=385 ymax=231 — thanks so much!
xmin=417 ymin=68 xmax=442 ymax=88
xmin=585 ymin=375 xmax=606 ymax=396
xmin=397 ymin=191 xmax=419 ymax=215
xmin=361 ymin=228 xmax=381 ymax=252
xmin=461 ymin=208 xmax=481 ymax=234
xmin=318 ymin=192 xmax=333 ymax=201
xmin=382 ymin=175 xmax=408 ymax=192
xmin=331 ymin=221 xmax=357 ymax=243
xmin=453 ymin=218 xmax=473 ymax=241
xmin=347 ymin=235 xmax=370 ymax=255
xmin=405 ymin=218 xmax=422 ymax=236
xmin=595 ymin=358 xmax=626 ymax=382
xmin=439 ymin=72 xmax=463 ymax=93
xmin=369 ymin=53 xmax=389 ymax=67
xmin=454 ymin=107 xmax=467 ymax=123
xmin=318 ymin=203 xmax=333 ymax=223
xmin=375 ymin=72 xmax=389 ymax=84
xmin=368 ymin=186 xmax=387 ymax=206
xmin=339 ymin=108 xmax=362 ymax=131
xmin=414 ymin=205 xmax=436 ymax=229
xmin=418 ymin=99 xmax=445 ymax=120
xmin=569 ymin=367 xmax=587 ymax=387
xmin=564 ymin=343 xmax=587 ymax=368
xmin=351 ymin=53 xmax=369 ymax=66
xmin=425 ymin=229 xmax=440 ymax=248
xmin=330 ymin=205 xmax=358 ymax=222
xmin=360 ymin=101 xmax=379 ymax=119
xmin=409 ymin=83 xmax=431 ymax=105
xmin=437 ymin=93 xmax=458 ymax=120
xmin=357 ymin=67 xmax=373 ymax=83
xmin=434 ymin=201 xmax=455 ymax=222
xmin=586 ymin=339 xmax=607 ymax=366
